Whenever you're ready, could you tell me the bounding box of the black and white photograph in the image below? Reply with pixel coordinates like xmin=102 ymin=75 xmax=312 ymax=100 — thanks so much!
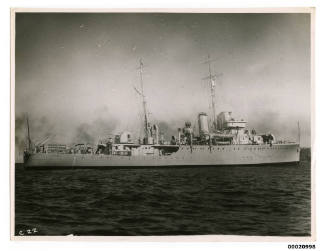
xmin=11 ymin=9 xmax=313 ymax=239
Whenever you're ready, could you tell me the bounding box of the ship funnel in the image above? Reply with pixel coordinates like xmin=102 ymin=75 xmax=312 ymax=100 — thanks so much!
xmin=198 ymin=112 xmax=209 ymax=136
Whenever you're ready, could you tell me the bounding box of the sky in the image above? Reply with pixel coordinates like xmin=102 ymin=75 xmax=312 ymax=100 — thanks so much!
xmin=15 ymin=12 xmax=311 ymax=158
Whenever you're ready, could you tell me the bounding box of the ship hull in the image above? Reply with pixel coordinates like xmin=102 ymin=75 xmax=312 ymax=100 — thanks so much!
xmin=24 ymin=143 xmax=300 ymax=169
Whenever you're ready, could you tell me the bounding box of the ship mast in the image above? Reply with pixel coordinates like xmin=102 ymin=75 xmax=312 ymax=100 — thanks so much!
xmin=203 ymin=54 xmax=222 ymax=130
xmin=137 ymin=59 xmax=149 ymax=140
xmin=26 ymin=114 xmax=31 ymax=151
xmin=297 ymin=121 xmax=301 ymax=145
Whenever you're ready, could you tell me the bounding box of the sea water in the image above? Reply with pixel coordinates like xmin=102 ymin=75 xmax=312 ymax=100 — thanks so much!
xmin=14 ymin=154 xmax=311 ymax=236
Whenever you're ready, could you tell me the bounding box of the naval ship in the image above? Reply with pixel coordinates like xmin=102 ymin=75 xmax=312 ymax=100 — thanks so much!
xmin=23 ymin=58 xmax=300 ymax=169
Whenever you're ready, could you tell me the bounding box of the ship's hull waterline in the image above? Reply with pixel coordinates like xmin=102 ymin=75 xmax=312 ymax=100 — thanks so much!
xmin=24 ymin=143 xmax=300 ymax=169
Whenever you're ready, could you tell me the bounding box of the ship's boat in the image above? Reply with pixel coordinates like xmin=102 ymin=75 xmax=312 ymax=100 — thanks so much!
xmin=23 ymin=58 xmax=300 ymax=169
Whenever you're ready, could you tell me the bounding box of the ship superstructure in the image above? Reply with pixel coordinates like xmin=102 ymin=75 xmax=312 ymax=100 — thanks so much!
xmin=23 ymin=58 xmax=300 ymax=168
